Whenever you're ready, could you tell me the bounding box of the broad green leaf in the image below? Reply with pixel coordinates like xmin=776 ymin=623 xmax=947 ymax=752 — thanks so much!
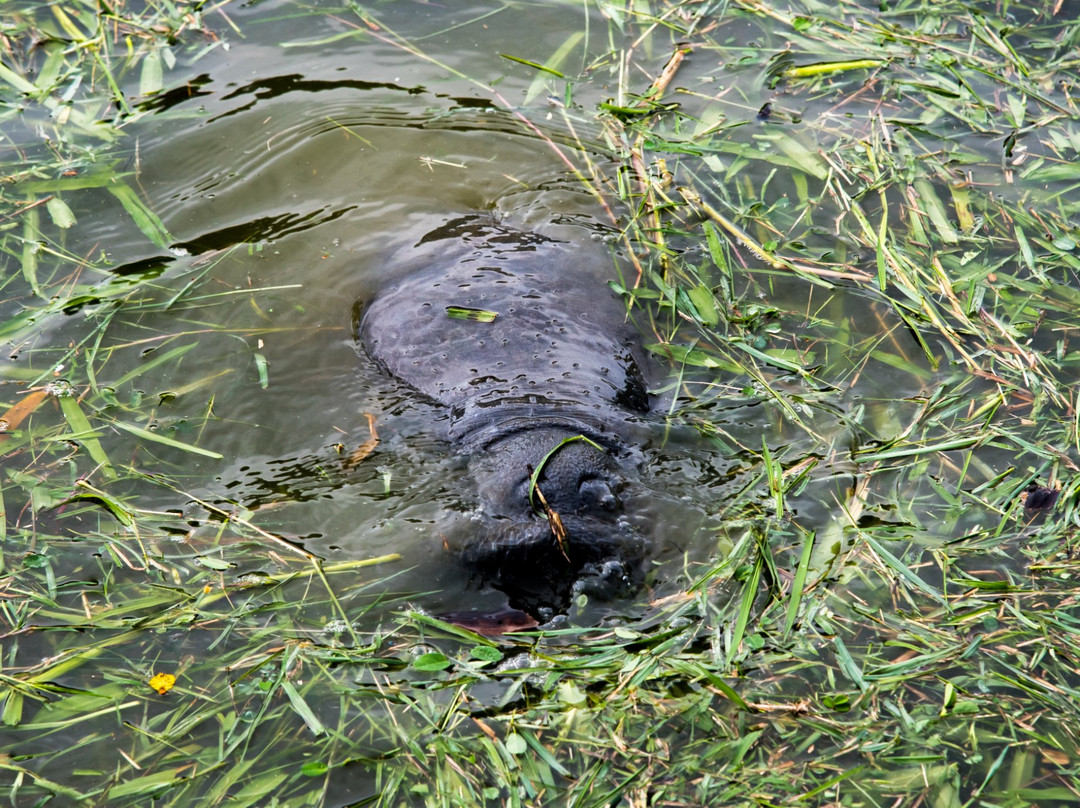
xmin=504 ymin=733 xmax=528 ymax=754
xmin=413 ymin=652 xmax=451 ymax=672
xmin=301 ymin=761 xmax=329 ymax=777
xmin=140 ymin=48 xmax=164 ymax=96
xmin=470 ymin=645 xmax=502 ymax=663
xmin=46 ymin=196 xmax=76 ymax=229
xmin=686 ymin=283 xmax=720 ymax=327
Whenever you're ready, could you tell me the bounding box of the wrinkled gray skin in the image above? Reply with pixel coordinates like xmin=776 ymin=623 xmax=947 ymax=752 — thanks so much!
xmin=359 ymin=218 xmax=652 ymax=616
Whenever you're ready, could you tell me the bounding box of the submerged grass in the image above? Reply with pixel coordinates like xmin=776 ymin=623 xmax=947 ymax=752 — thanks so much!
xmin=2 ymin=0 xmax=1080 ymax=806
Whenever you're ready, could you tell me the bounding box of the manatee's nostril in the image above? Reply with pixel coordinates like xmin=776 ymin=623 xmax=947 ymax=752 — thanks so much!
xmin=600 ymin=559 xmax=628 ymax=584
xmin=579 ymin=478 xmax=618 ymax=511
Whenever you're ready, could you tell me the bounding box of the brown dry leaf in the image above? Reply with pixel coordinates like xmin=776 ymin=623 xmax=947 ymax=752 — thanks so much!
xmin=0 ymin=388 xmax=50 ymax=442
xmin=1041 ymin=748 xmax=1071 ymax=766
xmin=472 ymin=717 xmax=498 ymax=741
xmin=533 ymin=483 xmax=570 ymax=562
xmin=344 ymin=412 xmax=379 ymax=469
xmin=439 ymin=608 xmax=539 ymax=636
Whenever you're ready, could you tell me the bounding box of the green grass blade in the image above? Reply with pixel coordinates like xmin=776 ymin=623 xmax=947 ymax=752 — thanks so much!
xmin=785 ymin=530 xmax=815 ymax=635
xmin=107 ymin=182 xmax=172 ymax=248
xmin=57 ymin=394 xmax=116 ymax=480
xmin=111 ymin=420 xmax=223 ymax=459
xmin=862 ymin=532 xmax=946 ymax=604
xmin=280 ymin=680 xmax=325 ymax=736
xmin=728 ymin=546 xmax=763 ymax=663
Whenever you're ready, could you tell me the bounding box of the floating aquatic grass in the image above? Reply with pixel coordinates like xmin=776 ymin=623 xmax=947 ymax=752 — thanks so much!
xmin=3 ymin=0 xmax=1080 ymax=805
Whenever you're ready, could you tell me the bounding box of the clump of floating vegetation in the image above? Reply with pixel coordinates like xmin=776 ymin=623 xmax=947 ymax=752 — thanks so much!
xmin=2 ymin=0 xmax=1080 ymax=806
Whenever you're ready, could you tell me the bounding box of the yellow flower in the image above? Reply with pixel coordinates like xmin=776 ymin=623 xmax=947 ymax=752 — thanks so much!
xmin=149 ymin=673 xmax=176 ymax=695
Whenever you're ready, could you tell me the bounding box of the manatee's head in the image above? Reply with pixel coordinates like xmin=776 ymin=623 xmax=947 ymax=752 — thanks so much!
xmin=455 ymin=427 xmax=648 ymax=617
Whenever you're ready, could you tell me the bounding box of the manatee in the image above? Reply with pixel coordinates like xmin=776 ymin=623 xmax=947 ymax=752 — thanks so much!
xmin=358 ymin=217 xmax=653 ymax=616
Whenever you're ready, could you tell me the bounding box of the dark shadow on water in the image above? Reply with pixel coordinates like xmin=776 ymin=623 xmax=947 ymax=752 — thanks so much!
xmin=173 ymin=206 xmax=356 ymax=254
xmin=212 ymin=74 xmax=428 ymax=121
xmin=136 ymin=73 xmax=214 ymax=115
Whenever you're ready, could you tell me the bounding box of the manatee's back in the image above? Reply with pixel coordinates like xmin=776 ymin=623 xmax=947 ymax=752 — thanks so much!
xmin=359 ymin=224 xmax=650 ymax=445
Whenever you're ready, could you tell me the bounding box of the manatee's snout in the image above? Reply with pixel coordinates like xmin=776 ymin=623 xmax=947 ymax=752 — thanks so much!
xmin=458 ymin=513 xmax=646 ymax=617
xmin=471 ymin=428 xmax=626 ymax=520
